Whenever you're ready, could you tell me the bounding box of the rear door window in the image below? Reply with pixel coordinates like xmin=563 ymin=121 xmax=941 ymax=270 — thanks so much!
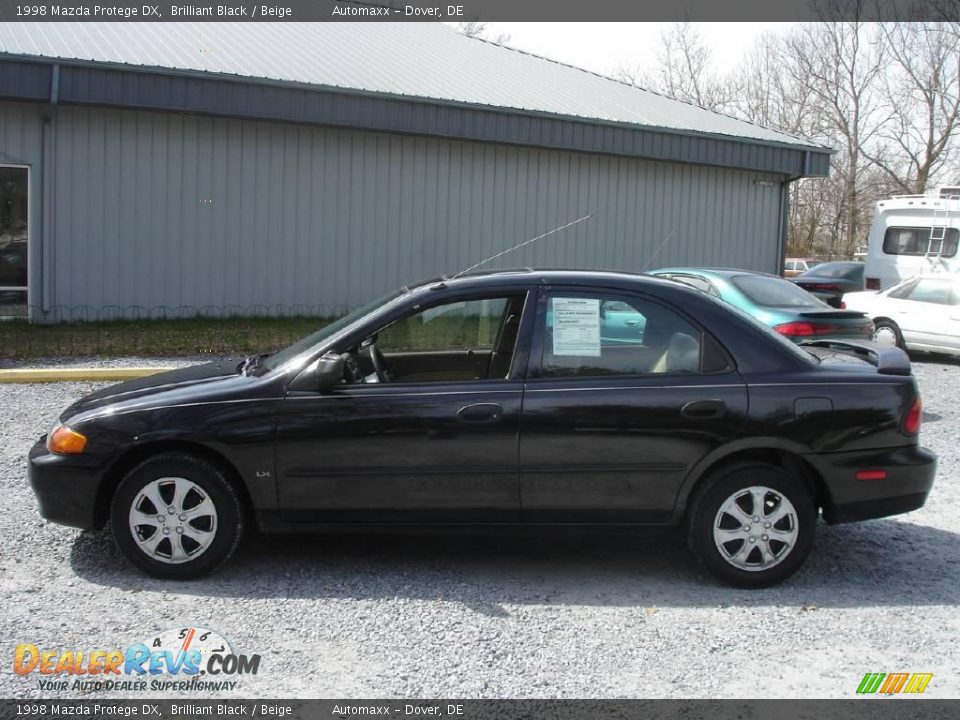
xmin=538 ymin=291 xmax=708 ymax=378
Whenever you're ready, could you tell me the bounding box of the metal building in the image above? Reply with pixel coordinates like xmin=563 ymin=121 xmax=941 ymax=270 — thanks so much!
xmin=0 ymin=23 xmax=830 ymax=322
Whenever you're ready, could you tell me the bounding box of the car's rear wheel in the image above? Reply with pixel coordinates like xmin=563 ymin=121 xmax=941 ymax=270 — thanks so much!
xmin=110 ymin=452 xmax=243 ymax=579
xmin=872 ymin=318 xmax=905 ymax=350
xmin=687 ymin=464 xmax=815 ymax=588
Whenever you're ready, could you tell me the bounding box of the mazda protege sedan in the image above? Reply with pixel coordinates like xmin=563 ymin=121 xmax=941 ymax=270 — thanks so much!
xmin=29 ymin=270 xmax=937 ymax=587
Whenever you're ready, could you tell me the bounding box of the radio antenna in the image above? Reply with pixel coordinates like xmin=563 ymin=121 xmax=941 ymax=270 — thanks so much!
xmin=640 ymin=230 xmax=677 ymax=271
xmin=452 ymin=213 xmax=594 ymax=279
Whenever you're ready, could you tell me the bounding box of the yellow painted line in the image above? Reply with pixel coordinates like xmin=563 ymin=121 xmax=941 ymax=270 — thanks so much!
xmin=0 ymin=367 xmax=176 ymax=383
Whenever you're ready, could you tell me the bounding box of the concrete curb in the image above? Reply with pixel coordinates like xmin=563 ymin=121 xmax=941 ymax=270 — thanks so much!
xmin=0 ymin=367 xmax=176 ymax=383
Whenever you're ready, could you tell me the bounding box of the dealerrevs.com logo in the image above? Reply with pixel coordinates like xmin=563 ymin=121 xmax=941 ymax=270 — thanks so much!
xmin=856 ymin=672 xmax=933 ymax=695
xmin=14 ymin=626 xmax=261 ymax=692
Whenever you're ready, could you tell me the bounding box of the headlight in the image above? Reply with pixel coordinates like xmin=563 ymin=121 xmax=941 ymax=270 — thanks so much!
xmin=47 ymin=424 xmax=88 ymax=455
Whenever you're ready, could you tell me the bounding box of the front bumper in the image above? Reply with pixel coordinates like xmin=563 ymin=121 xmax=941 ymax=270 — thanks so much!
xmin=805 ymin=445 xmax=937 ymax=524
xmin=28 ymin=438 xmax=108 ymax=530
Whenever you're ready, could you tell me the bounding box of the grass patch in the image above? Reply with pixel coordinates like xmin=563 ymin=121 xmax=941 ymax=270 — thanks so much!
xmin=1 ymin=316 xmax=336 ymax=360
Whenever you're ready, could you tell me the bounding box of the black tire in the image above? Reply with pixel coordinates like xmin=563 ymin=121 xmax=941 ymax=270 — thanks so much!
xmin=110 ymin=452 xmax=243 ymax=580
xmin=872 ymin=318 xmax=905 ymax=350
xmin=687 ymin=463 xmax=815 ymax=589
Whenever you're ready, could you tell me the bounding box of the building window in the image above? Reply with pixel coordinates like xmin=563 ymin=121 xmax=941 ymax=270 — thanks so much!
xmin=0 ymin=166 xmax=28 ymax=318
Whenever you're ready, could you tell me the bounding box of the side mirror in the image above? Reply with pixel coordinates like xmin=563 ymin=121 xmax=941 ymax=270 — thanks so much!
xmin=315 ymin=351 xmax=345 ymax=391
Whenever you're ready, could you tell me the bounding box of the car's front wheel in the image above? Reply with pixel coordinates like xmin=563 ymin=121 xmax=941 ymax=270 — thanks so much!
xmin=687 ymin=464 xmax=815 ymax=588
xmin=110 ymin=452 xmax=243 ymax=579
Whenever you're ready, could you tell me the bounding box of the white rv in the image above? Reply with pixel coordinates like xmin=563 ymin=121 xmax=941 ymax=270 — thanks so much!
xmin=864 ymin=186 xmax=960 ymax=290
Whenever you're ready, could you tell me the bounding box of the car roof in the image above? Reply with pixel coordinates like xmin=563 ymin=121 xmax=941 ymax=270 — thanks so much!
xmin=649 ymin=267 xmax=782 ymax=280
xmin=404 ymin=267 xmax=686 ymax=294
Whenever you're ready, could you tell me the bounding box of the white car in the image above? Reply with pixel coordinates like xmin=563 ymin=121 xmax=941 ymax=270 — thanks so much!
xmin=842 ymin=275 xmax=960 ymax=357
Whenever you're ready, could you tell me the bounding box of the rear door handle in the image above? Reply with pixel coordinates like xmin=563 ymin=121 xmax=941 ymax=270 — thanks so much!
xmin=457 ymin=403 xmax=503 ymax=423
xmin=681 ymin=399 xmax=726 ymax=420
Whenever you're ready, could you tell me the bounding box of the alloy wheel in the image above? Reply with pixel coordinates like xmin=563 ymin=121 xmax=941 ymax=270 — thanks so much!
xmin=128 ymin=477 xmax=218 ymax=564
xmin=712 ymin=485 xmax=799 ymax=572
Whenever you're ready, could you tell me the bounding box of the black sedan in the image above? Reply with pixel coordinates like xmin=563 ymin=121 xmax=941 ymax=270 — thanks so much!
xmin=792 ymin=261 xmax=865 ymax=308
xmin=29 ymin=270 xmax=936 ymax=588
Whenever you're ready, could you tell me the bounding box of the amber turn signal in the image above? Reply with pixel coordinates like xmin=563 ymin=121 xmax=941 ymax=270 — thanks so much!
xmin=47 ymin=425 xmax=88 ymax=455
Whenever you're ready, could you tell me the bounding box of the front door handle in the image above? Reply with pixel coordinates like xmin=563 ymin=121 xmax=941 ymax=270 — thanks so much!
xmin=457 ymin=403 xmax=503 ymax=423
xmin=681 ymin=399 xmax=726 ymax=420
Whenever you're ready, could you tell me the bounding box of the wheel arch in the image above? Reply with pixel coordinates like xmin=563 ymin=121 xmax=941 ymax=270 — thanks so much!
xmin=94 ymin=440 xmax=253 ymax=530
xmin=674 ymin=442 xmax=828 ymax=525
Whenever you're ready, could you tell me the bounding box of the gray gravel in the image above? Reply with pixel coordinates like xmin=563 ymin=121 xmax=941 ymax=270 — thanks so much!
xmin=1 ymin=358 xmax=958 ymax=699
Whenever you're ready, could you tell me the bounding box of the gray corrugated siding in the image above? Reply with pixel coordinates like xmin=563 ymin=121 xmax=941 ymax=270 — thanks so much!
xmin=3 ymin=101 xmax=785 ymax=319
xmin=0 ymin=59 xmax=830 ymax=178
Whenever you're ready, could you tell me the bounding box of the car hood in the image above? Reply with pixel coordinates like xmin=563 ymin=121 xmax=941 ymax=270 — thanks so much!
xmin=60 ymin=358 xmax=245 ymax=421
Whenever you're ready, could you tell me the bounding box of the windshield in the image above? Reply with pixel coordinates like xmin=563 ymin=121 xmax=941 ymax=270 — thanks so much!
xmin=731 ymin=274 xmax=825 ymax=309
xmin=259 ymin=288 xmax=408 ymax=373
xmin=806 ymin=262 xmax=862 ymax=279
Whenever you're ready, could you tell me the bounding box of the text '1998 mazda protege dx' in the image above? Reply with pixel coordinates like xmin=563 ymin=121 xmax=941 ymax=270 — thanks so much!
xmin=29 ymin=270 xmax=937 ymax=587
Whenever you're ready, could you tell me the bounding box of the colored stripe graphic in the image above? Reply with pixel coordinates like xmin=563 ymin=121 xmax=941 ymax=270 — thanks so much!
xmin=903 ymin=673 xmax=933 ymax=694
xmin=880 ymin=673 xmax=910 ymax=694
xmin=857 ymin=673 xmax=885 ymax=694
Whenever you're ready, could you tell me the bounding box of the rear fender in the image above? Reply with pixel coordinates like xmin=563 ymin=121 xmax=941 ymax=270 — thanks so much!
xmin=671 ymin=437 xmax=816 ymax=523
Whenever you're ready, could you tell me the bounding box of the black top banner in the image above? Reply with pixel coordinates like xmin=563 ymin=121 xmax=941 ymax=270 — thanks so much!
xmin=0 ymin=0 xmax=957 ymax=22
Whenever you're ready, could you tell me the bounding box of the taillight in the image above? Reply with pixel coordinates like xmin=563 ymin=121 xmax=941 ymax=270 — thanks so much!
xmin=866 ymin=277 xmax=881 ymax=290
xmin=773 ymin=321 xmax=839 ymax=337
xmin=803 ymin=283 xmax=842 ymax=291
xmin=839 ymin=301 xmax=847 ymax=309
xmin=903 ymin=396 xmax=922 ymax=435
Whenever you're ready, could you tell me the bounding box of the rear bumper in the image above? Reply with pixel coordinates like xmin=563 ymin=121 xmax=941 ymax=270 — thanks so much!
xmin=805 ymin=445 xmax=937 ymax=524
xmin=28 ymin=438 xmax=107 ymax=530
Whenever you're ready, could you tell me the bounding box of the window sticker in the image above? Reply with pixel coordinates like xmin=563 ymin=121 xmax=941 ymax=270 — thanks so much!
xmin=552 ymin=297 xmax=601 ymax=356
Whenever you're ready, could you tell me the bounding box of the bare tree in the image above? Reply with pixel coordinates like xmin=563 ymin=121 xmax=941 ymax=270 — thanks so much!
xmin=611 ymin=60 xmax=656 ymax=90
xmin=734 ymin=32 xmax=816 ymax=137
xmin=653 ymin=22 xmax=737 ymax=112
xmin=455 ymin=22 xmax=511 ymax=45
xmin=609 ymin=15 xmax=960 ymax=259
xmin=786 ymin=15 xmax=887 ymax=256
xmin=861 ymin=22 xmax=960 ymax=193
xmin=612 ymin=23 xmax=736 ymax=112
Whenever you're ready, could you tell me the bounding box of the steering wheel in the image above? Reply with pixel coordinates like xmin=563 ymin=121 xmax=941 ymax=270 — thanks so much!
xmin=342 ymin=353 xmax=363 ymax=383
xmin=367 ymin=338 xmax=393 ymax=383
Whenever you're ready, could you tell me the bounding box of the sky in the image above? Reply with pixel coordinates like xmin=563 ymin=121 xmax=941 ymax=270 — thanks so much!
xmin=460 ymin=23 xmax=796 ymax=79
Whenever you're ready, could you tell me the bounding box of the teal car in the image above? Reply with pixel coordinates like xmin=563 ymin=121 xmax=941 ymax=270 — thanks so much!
xmin=648 ymin=268 xmax=874 ymax=342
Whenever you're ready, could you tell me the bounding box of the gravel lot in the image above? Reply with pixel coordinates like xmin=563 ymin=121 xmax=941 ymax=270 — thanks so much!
xmin=1 ymin=358 xmax=958 ymax=700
